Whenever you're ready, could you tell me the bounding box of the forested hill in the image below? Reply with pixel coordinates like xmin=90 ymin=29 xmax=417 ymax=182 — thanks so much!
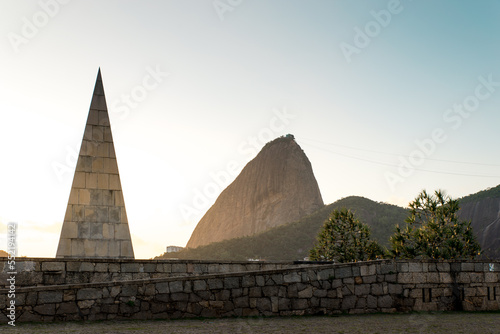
xmin=157 ymin=196 xmax=408 ymax=261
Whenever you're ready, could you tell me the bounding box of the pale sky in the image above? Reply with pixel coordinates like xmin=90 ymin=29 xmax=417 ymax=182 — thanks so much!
xmin=1 ymin=0 xmax=500 ymax=259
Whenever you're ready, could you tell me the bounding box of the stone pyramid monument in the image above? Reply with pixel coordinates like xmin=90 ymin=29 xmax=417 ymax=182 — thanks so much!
xmin=56 ymin=69 xmax=134 ymax=258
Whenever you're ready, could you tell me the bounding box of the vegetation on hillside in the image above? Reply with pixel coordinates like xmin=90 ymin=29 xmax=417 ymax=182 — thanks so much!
xmin=459 ymin=184 xmax=500 ymax=205
xmin=390 ymin=190 xmax=481 ymax=259
xmin=156 ymin=196 xmax=408 ymax=261
xmin=309 ymin=208 xmax=384 ymax=262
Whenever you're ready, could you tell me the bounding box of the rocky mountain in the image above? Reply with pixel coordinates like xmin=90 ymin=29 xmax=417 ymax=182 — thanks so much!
xmin=458 ymin=185 xmax=500 ymax=259
xmin=186 ymin=135 xmax=324 ymax=249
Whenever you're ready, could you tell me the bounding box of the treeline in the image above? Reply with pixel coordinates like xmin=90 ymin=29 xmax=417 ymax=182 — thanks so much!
xmin=156 ymin=196 xmax=408 ymax=261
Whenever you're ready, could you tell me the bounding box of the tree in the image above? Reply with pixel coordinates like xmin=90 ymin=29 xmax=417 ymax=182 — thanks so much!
xmin=309 ymin=208 xmax=384 ymax=262
xmin=390 ymin=190 xmax=481 ymax=259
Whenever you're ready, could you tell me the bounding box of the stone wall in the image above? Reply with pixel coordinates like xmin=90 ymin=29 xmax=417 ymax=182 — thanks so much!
xmin=1 ymin=260 xmax=499 ymax=322
xmin=0 ymin=258 xmax=311 ymax=287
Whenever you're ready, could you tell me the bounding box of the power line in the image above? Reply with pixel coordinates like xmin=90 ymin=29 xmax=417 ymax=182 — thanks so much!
xmin=300 ymin=140 xmax=500 ymax=178
xmin=300 ymin=137 xmax=500 ymax=168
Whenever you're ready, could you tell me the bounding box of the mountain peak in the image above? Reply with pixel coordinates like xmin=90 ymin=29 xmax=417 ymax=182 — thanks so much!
xmin=186 ymin=136 xmax=323 ymax=248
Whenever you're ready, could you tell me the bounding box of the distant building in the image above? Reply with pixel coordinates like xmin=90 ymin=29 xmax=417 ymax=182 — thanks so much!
xmin=166 ymin=246 xmax=184 ymax=253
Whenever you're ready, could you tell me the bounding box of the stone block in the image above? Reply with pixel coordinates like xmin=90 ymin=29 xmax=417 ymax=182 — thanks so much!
xmin=456 ymin=272 xmax=471 ymax=283
xmin=242 ymin=275 xmax=255 ymax=287
xmin=262 ymin=286 xmax=279 ymax=297
xmin=371 ymin=283 xmax=384 ymax=296
xmin=388 ymin=283 xmax=402 ymax=294
xmin=56 ymin=239 xmax=72 ymax=257
xmin=97 ymin=142 xmax=109 ymax=157
xmin=256 ymin=275 xmax=265 ymax=286
xmin=317 ymin=269 xmax=334 ymax=280
xmin=97 ymin=173 xmax=109 ymax=189
xmin=436 ymin=262 xmax=450 ymax=272
xmin=104 ymin=158 xmax=119 ymax=174
xmin=73 ymin=172 xmax=86 ymax=189
xmin=109 ymin=174 xmax=121 ymax=190
xmin=271 ymin=274 xmax=284 ymax=285
xmin=283 ymin=272 xmax=301 ymax=283
xmin=92 ymin=126 xmax=104 ymax=141
xmin=108 ymin=241 xmax=120 ymax=257
xmin=78 ymin=189 xmax=91 ymax=205
xmin=34 ymin=304 xmax=56 ymax=315
xmin=73 ymin=205 xmax=85 ymax=222
xmin=71 ymin=240 xmax=85 ymax=257
xmin=121 ymin=207 xmax=128 ymax=223
xmin=450 ymin=262 xmax=461 ymax=272
xmin=60 ymin=221 xmax=78 ymax=239
xmin=121 ymin=263 xmax=139 ymax=272
xmin=121 ymin=285 xmax=138 ymax=297
xmin=68 ymin=189 xmax=79 ymax=205
xmin=77 ymin=288 xmax=102 ymax=300
xmin=355 ymin=284 xmax=371 ymax=296
xmin=360 ymin=265 xmax=376 ymax=276
xmin=94 ymin=263 xmax=108 ymax=272
xmin=426 ymin=273 xmax=440 ymax=283
xmin=249 ymin=287 xmax=262 ymax=297
xmin=397 ymin=273 xmax=412 ymax=283
xmin=470 ymin=273 xmax=483 ymax=283
xmin=341 ymin=295 xmax=356 ymax=310
xmin=102 ymin=223 xmax=114 ymax=239
xmin=335 ymin=267 xmax=352 ymax=279
xmin=90 ymin=222 xmax=103 ymax=239
xmin=366 ymin=294 xmax=378 ymax=309
xmin=462 ymin=262 xmax=475 ymax=272
xmin=224 ymin=277 xmax=240 ymax=289
xmin=85 ymin=173 xmax=98 ymax=189
xmin=298 ymin=286 xmax=313 ymax=298
xmin=169 ymin=281 xmax=183 ymax=293
xmin=379 ymin=263 xmax=396 ymax=275
xmin=485 ymin=272 xmax=498 ymax=283
xmin=96 ymin=207 xmax=109 ymax=223
xmin=413 ymin=272 xmax=426 ymax=284
xmin=397 ymin=262 xmax=409 ymax=272
xmin=85 ymin=206 xmax=97 ymax=223
xmin=80 ymin=262 xmax=95 ymax=272
xmin=363 ymin=275 xmax=377 ymax=284
xmin=439 ymin=273 xmax=453 ymax=284
xmin=38 ymin=290 xmax=63 ymax=304
xmin=292 ymin=298 xmax=309 ymax=310
xmin=408 ymin=262 xmax=422 ymax=272
xmin=41 ymin=261 xmax=65 ymax=272
xmin=378 ymin=295 xmax=393 ymax=308
xmin=96 ymin=241 xmax=109 ymax=257
xmin=153 ymin=281 xmax=169 ymax=294
xmin=115 ymin=224 xmax=130 ymax=240
xmin=257 ymin=298 xmax=272 ymax=311
xmin=172 ymin=263 xmax=187 ymax=273
xmin=83 ymin=240 xmax=96 ymax=257
xmin=110 ymin=208 xmax=122 ymax=224
xmin=384 ymin=274 xmax=396 ymax=283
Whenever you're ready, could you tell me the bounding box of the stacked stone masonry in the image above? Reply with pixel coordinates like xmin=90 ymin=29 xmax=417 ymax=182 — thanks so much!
xmin=56 ymin=70 xmax=134 ymax=259
xmin=0 ymin=260 xmax=498 ymax=322
xmin=0 ymin=258 xmax=310 ymax=287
